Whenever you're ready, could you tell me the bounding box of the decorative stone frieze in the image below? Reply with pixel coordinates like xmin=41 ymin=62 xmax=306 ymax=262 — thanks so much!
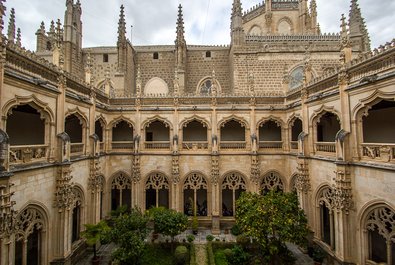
xmin=211 ymin=155 xmax=219 ymax=185
xmin=0 ymin=182 xmax=16 ymax=238
xmin=132 ymin=155 xmax=141 ymax=183
xmin=172 ymin=154 xmax=180 ymax=184
xmin=333 ymin=170 xmax=354 ymax=214
xmin=54 ymin=166 xmax=74 ymax=211
xmin=250 ymin=155 xmax=260 ymax=185
xmin=296 ymin=159 xmax=311 ymax=193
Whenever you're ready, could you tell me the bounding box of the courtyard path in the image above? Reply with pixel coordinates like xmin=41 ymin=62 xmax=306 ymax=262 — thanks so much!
xmin=194 ymin=243 xmax=208 ymax=265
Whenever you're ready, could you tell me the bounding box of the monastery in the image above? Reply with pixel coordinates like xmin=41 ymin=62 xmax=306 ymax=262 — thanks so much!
xmin=0 ymin=0 xmax=394 ymax=264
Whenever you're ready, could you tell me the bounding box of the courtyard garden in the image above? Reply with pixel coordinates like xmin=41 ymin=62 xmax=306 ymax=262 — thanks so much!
xmin=79 ymin=191 xmax=325 ymax=265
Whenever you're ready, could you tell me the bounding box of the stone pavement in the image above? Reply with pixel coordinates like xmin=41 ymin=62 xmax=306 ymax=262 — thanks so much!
xmin=74 ymin=229 xmax=315 ymax=265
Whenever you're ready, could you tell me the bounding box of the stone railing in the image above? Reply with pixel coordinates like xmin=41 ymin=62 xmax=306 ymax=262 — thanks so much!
xmin=315 ymin=142 xmax=336 ymax=153
xmin=290 ymin=141 xmax=298 ymax=151
xmin=111 ymin=141 xmax=134 ymax=151
xmin=259 ymin=141 xmax=283 ymax=150
xmin=220 ymin=141 xmax=247 ymax=150
xmin=361 ymin=143 xmax=395 ymax=162
xmin=9 ymin=144 xmax=49 ymax=165
xmin=70 ymin=143 xmax=84 ymax=155
xmin=182 ymin=141 xmax=209 ymax=150
xmin=246 ymin=34 xmax=340 ymax=43
xmin=145 ymin=141 xmax=171 ymax=150
xmin=99 ymin=142 xmax=104 ymax=152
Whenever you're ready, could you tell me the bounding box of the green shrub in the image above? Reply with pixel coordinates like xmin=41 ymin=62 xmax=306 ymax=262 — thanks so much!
xmin=206 ymin=234 xmax=215 ymax=242
xmin=214 ymin=250 xmax=229 ymax=265
xmin=140 ymin=244 xmax=174 ymax=265
xmin=229 ymin=245 xmax=250 ymax=265
xmin=187 ymin=234 xmax=195 ymax=243
xmin=189 ymin=243 xmax=197 ymax=265
xmin=231 ymin=224 xmax=242 ymax=236
xmin=223 ymin=248 xmax=233 ymax=259
xmin=174 ymin=245 xmax=189 ymax=265
xmin=236 ymin=235 xmax=250 ymax=245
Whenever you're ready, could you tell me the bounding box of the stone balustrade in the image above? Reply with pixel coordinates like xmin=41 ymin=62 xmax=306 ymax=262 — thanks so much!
xmin=361 ymin=143 xmax=395 ymax=162
xmin=70 ymin=143 xmax=84 ymax=155
xmin=315 ymin=142 xmax=336 ymax=153
xmin=259 ymin=141 xmax=283 ymax=150
xmin=145 ymin=141 xmax=171 ymax=150
xmin=111 ymin=141 xmax=134 ymax=151
xmin=182 ymin=141 xmax=209 ymax=150
xmin=220 ymin=141 xmax=247 ymax=150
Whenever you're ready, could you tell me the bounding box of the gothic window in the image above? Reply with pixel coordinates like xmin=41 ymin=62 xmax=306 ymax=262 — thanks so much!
xmin=72 ymin=187 xmax=83 ymax=244
xmin=95 ymin=119 xmax=104 ymax=142
xmin=144 ymin=120 xmax=170 ymax=143
xmin=318 ymin=186 xmax=336 ymax=249
xmin=145 ymin=172 xmax=170 ymax=209
xmin=258 ymin=120 xmax=282 ymax=149
xmin=365 ymin=206 xmax=395 ymax=264
xmin=111 ymin=172 xmax=132 ymax=211
xmin=220 ymin=120 xmax=245 ymax=142
xmin=290 ymin=118 xmax=303 ymax=142
xmin=182 ymin=120 xmax=208 ymax=142
xmin=200 ymin=79 xmax=212 ymax=95
xmin=112 ymin=120 xmax=133 ymax=142
xmin=289 ymin=66 xmax=304 ymax=90
xmin=362 ymin=100 xmax=395 ymax=143
xmin=14 ymin=207 xmax=46 ymax=265
xmin=46 ymin=41 xmax=52 ymax=51
xmin=6 ymin=104 xmax=45 ymax=146
xmin=221 ymin=172 xmax=246 ymax=217
xmin=65 ymin=114 xmax=83 ymax=143
xmin=183 ymin=173 xmax=208 ymax=216
xmin=260 ymin=171 xmax=284 ymax=194
xmin=316 ymin=112 xmax=340 ymax=142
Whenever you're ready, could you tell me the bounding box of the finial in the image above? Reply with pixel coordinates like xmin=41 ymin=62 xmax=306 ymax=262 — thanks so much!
xmin=341 ymin=14 xmax=347 ymax=35
xmin=0 ymin=0 xmax=6 ymax=34
xmin=39 ymin=21 xmax=45 ymax=33
xmin=16 ymin=27 xmax=21 ymax=46
xmin=56 ymin=19 xmax=62 ymax=42
xmin=175 ymin=4 xmax=185 ymax=46
xmin=7 ymin=7 xmax=15 ymax=43
xmin=118 ymin=5 xmax=126 ymax=43
xmin=231 ymin=0 xmax=242 ymax=18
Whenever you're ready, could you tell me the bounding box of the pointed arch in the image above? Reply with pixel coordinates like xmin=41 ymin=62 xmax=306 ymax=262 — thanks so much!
xmin=218 ymin=115 xmax=249 ymax=130
xmin=144 ymin=171 xmax=170 ymax=209
xmin=109 ymin=170 xmax=132 ymax=211
xmin=310 ymin=105 xmax=341 ymax=125
xmin=257 ymin=116 xmax=284 ymax=129
xmin=260 ymin=170 xmax=286 ymax=194
xmin=182 ymin=171 xmax=209 ymax=216
xmin=353 ymin=90 xmax=395 ymax=121
xmin=277 ymin=16 xmax=294 ymax=35
xmin=65 ymin=107 xmax=89 ymax=128
xmin=221 ymin=171 xmax=247 ymax=217
xmin=248 ymin=24 xmax=262 ymax=36
xmin=142 ymin=116 xmax=173 ymax=130
xmin=3 ymin=94 xmax=55 ymax=123
xmin=95 ymin=114 xmax=107 ymax=127
xmin=196 ymin=76 xmax=222 ymax=95
xmin=108 ymin=115 xmax=135 ymax=129
xmin=144 ymin=77 xmax=169 ymax=96
xmin=180 ymin=115 xmax=211 ymax=130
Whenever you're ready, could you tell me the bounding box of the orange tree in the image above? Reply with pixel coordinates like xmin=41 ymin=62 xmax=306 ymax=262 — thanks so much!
xmin=235 ymin=191 xmax=308 ymax=264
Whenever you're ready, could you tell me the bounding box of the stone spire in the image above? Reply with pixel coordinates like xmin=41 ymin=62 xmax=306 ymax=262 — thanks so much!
xmin=348 ymin=0 xmax=370 ymax=52
xmin=231 ymin=0 xmax=245 ymax=45
xmin=0 ymin=0 xmax=6 ymax=35
xmin=310 ymin=0 xmax=318 ymax=33
xmin=117 ymin=5 xmax=126 ymax=44
xmin=175 ymin=4 xmax=185 ymax=47
xmin=7 ymin=7 xmax=15 ymax=43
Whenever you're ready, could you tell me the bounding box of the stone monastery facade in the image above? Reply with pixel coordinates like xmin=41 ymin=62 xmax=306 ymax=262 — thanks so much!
xmin=0 ymin=0 xmax=394 ymax=264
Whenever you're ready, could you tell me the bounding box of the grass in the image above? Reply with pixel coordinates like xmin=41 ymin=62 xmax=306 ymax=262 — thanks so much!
xmin=140 ymin=243 xmax=192 ymax=265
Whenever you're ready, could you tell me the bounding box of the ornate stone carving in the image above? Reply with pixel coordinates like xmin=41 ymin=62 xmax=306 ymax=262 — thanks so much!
xmin=318 ymin=186 xmax=335 ymax=210
xmin=88 ymin=159 xmax=104 ymax=193
xmin=0 ymin=183 xmax=16 ymax=238
xmin=112 ymin=172 xmax=131 ymax=190
xmin=183 ymin=172 xmax=207 ymax=190
xmin=132 ymin=155 xmax=141 ymax=183
xmin=15 ymin=207 xmax=45 ymax=241
xmin=250 ymin=155 xmax=260 ymax=184
xmin=365 ymin=206 xmax=395 ymax=243
xmin=296 ymin=159 xmax=311 ymax=193
xmin=172 ymin=154 xmax=180 ymax=184
xmin=333 ymin=170 xmax=354 ymax=214
xmin=145 ymin=172 xmax=169 ymax=190
xmin=54 ymin=166 xmax=74 ymax=211
xmin=221 ymin=172 xmax=246 ymax=190
xmin=211 ymin=155 xmax=219 ymax=185
xmin=260 ymin=172 xmax=284 ymax=192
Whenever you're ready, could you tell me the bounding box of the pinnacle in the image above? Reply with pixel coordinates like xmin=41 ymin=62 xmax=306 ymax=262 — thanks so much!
xmin=231 ymin=0 xmax=243 ymax=18
xmin=7 ymin=7 xmax=15 ymax=42
xmin=118 ymin=5 xmax=126 ymax=42
xmin=175 ymin=4 xmax=185 ymax=45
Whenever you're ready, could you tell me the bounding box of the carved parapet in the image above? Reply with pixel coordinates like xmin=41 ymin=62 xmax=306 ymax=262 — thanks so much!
xmin=54 ymin=166 xmax=74 ymax=212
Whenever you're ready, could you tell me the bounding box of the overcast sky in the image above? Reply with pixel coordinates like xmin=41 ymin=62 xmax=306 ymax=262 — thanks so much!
xmin=5 ymin=0 xmax=395 ymax=51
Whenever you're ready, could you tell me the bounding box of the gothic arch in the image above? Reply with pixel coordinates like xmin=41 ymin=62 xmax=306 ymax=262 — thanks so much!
xmin=182 ymin=171 xmax=209 ymax=189
xmin=314 ymin=184 xmax=335 ymax=209
xmin=260 ymin=170 xmax=286 ymax=193
xmin=352 ymin=91 xmax=395 ymax=122
xmin=144 ymin=77 xmax=169 ymax=95
xmin=287 ymin=113 xmax=303 ymax=128
xmin=144 ymin=171 xmax=170 ymax=209
xmin=196 ymin=76 xmax=222 ymax=95
xmin=109 ymin=170 xmax=132 ymax=188
xmin=310 ymin=105 xmax=341 ymax=126
xmin=108 ymin=116 xmax=135 ymax=130
xmin=72 ymin=184 xmax=85 ymax=206
xmin=3 ymin=95 xmax=55 ymax=124
xmin=218 ymin=115 xmax=249 ymax=130
xmin=144 ymin=171 xmax=170 ymax=189
xmin=289 ymin=173 xmax=298 ymax=192
xmin=220 ymin=170 xmax=248 ymax=188
xmin=180 ymin=116 xmax=211 ymax=130
xmin=277 ymin=16 xmax=294 ymax=35
xmin=142 ymin=116 xmax=173 ymax=131
xmin=95 ymin=114 xmax=107 ymax=127
xmin=65 ymin=107 xmax=89 ymax=128
xmin=257 ymin=116 xmax=284 ymax=129
xmin=182 ymin=171 xmax=209 ymax=216
xmin=248 ymin=24 xmax=262 ymax=36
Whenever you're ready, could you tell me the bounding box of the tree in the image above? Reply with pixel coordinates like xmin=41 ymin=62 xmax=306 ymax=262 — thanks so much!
xmin=107 ymin=207 xmax=149 ymax=264
xmin=81 ymin=220 xmax=110 ymax=263
xmin=152 ymin=208 xmax=188 ymax=252
xmin=235 ymin=191 xmax=309 ymax=265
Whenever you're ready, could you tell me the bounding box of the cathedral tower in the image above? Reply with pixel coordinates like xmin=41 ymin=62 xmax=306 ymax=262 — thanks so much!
xmin=349 ymin=0 xmax=371 ymax=53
